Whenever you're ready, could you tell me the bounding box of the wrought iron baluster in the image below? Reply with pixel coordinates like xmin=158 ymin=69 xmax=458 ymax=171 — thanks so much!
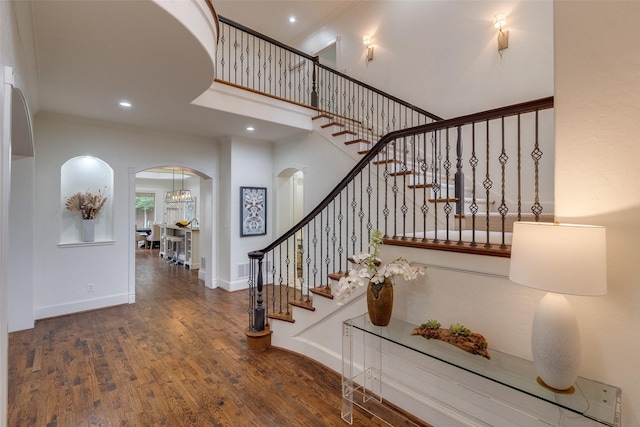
xmin=247 ymin=255 xmax=255 ymax=330
xmin=517 ymin=114 xmax=522 ymax=221
xmin=338 ymin=191 xmax=344 ymax=271
xmin=431 ymin=132 xmax=440 ymax=243
xmin=455 ymin=127 xmax=464 ymax=244
xmin=469 ymin=123 xmax=479 ymax=247
xmin=312 ymin=218 xmax=318 ymax=289
xmin=444 ymin=128 xmax=453 ymax=244
xmin=305 ymin=225 xmax=311 ymax=302
xmin=382 ymin=142 xmax=390 ymax=237
xmin=483 ymin=119 xmax=493 ymax=248
xmin=531 ymin=110 xmax=544 ymax=220
xmin=399 ymin=137 xmax=408 ymax=239
xmin=350 ymin=180 xmax=357 ymax=255
xmin=498 ymin=116 xmax=509 ymax=249
xmin=285 ymin=236 xmax=292 ymax=304
xmin=421 ymin=132 xmax=429 ymax=243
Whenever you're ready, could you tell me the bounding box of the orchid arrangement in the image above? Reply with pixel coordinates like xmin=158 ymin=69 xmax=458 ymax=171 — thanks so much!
xmin=65 ymin=187 xmax=108 ymax=220
xmin=334 ymin=229 xmax=426 ymax=305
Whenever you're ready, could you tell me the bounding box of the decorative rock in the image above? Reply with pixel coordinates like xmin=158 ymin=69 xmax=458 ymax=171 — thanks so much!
xmin=411 ymin=326 xmax=491 ymax=359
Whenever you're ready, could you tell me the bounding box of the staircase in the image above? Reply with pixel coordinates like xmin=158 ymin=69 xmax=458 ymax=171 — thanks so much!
xmin=242 ymin=97 xmax=555 ymax=355
xmin=212 ymin=15 xmax=554 ymax=348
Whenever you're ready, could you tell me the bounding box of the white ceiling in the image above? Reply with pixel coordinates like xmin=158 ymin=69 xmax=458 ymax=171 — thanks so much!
xmin=29 ymin=0 xmax=354 ymax=143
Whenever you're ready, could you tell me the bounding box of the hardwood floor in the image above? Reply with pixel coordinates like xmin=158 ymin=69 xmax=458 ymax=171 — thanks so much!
xmin=8 ymin=249 xmax=398 ymax=426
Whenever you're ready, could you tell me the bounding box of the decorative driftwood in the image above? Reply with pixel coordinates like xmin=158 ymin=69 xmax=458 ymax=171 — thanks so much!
xmin=410 ymin=326 xmax=491 ymax=359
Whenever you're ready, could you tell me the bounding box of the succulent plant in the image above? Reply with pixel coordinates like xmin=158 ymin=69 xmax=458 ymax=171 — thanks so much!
xmin=425 ymin=319 xmax=441 ymax=330
xmin=449 ymin=323 xmax=472 ymax=336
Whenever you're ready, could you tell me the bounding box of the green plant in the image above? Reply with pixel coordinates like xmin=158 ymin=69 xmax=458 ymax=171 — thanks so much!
xmin=425 ymin=319 xmax=441 ymax=330
xmin=449 ymin=323 xmax=472 ymax=336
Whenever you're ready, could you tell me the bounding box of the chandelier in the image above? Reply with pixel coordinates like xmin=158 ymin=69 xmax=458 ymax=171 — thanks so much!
xmin=165 ymin=168 xmax=193 ymax=203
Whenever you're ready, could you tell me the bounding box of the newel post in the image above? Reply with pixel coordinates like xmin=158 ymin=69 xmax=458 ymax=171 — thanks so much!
xmin=249 ymin=250 xmax=265 ymax=331
xmin=246 ymin=250 xmax=272 ymax=350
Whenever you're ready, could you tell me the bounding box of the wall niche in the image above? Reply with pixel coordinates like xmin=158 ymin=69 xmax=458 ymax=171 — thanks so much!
xmin=60 ymin=156 xmax=114 ymax=244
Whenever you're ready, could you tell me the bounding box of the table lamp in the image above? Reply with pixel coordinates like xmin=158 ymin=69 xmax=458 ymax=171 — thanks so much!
xmin=509 ymin=222 xmax=607 ymax=392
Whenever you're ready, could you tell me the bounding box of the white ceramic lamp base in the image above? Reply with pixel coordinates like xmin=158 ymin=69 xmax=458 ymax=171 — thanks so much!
xmin=531 ymin=292 xmax=580 ymax=392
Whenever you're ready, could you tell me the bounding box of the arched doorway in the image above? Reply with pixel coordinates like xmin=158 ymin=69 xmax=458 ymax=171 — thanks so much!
xmin=277 ymin=168 xmax=304 ymax=285
xmin=130 ymin=165 xmax=215 ymax=302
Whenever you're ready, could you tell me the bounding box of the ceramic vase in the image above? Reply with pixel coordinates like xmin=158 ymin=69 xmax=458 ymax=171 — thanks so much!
xmin=81 ymin=219 xmax=95 ymax=242
xmin=366 ymin=278 xmax=394 ymax=326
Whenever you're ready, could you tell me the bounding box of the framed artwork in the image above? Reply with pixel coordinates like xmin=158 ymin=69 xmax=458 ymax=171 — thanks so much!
xmin=240 ymin=186 xmax=267 ymax=237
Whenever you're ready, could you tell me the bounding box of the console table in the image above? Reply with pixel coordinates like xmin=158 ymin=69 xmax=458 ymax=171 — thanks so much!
xmin=342 ymin=314 xmax=621 ymax=426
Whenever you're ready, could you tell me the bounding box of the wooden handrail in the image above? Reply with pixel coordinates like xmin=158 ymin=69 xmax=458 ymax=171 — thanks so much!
xmin=204 ymin=0 xmax=220 ymax=44
xmin=256 ymin=96 xmax=554 ymax=255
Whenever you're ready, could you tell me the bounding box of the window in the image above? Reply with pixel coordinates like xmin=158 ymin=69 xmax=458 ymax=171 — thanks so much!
xmin=135 ymin=192 xmax=155 ymax=227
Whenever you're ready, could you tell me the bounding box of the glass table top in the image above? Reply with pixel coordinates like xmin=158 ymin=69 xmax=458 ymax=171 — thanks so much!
xmin=345 ymin=314 xmax=620 ymax=426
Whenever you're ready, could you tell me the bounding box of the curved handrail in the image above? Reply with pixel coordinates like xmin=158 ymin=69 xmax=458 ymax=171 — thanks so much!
xmin=204 ymin=0 xmax=220 ymax=43
xmin=254 ymin=96 xmax=554 ymax=256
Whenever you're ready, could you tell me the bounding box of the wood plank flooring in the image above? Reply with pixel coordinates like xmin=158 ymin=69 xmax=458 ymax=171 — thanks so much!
xmin=8 ymin=249 xmax=405 ymax=426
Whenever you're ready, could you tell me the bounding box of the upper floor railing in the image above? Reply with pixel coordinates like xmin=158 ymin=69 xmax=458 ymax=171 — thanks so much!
xmin=215 ymin=16 xmax=443 ymax=138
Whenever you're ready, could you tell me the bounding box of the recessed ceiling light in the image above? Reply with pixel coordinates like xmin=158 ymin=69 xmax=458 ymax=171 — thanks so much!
xmin=289 ymin=16 xmax=296 ymax=23
xmin=119 ymin=101 xmax=132 ymax=108
xmin=246 ymin=126 xmax=255 ymax=131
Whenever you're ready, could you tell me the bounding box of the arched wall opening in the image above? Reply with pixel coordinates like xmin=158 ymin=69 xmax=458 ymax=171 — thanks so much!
xmin=130 ymin=164 xmax=216 ymax=304
xmin=276 ymin=167 xmax=304 ymax=284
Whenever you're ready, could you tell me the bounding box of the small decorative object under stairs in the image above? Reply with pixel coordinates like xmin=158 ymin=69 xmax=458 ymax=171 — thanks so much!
xmin=411 ymin=320 xmax=490 ymax=359
xmin=65 ymin=187 xmax=108 ymax=242
xmin=334 ymin=229 xmax=426 ymax=326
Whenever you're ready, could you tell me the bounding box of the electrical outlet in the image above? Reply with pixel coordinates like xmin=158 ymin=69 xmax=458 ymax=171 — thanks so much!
xmin=87 ymin=283 xmax=95 ymax=292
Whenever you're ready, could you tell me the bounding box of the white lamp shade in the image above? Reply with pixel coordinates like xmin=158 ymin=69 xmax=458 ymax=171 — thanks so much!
xmin=509 ymin=222 xmax=607 ymax=296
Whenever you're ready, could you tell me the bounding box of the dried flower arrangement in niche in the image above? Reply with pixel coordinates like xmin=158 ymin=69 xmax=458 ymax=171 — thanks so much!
xmin=65 ymin=187 xmax=108 ymax=219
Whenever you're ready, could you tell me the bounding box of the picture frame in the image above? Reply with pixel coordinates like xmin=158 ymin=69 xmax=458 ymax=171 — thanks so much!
xmin=240 ymin=186 xmax=267 ymax=237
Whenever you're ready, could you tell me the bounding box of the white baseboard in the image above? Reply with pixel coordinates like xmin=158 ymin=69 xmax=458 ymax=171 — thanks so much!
xmin=34 ymin=293 xmax=129 ymax=320
xmin=217 ymin=279 xmax=249 ymax=292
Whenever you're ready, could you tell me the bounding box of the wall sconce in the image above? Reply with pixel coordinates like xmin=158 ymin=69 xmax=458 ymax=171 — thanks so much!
xmin=493 ymin=13 xmax=509 ymax=57
xmin=363 ymin=35 xmax=374 ymax=62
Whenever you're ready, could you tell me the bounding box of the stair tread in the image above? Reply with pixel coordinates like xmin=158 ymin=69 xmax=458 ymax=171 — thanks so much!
xmin=312 ymin=114 xmax=333 ymax=121
xmin=321 ymin=121 xmax=345 ymax=129
xmin=428 ymin=197 xmax=459 ymax=203
xmin=373 ymin=159 xmax=402 ymax=165
xmin=345 ymin=138 xmax=371 ymax=146
xmin=389 ymin=170 xmax=418 ymax=177
xmin=268 ymin=312 xmax=295 ymax=323
xmin=328 ymin=272 xmax=347 ymax=281
xmin=289 ymin=298 xmax=316 ymax=311
xmin=310 ymin=286 xmax=334 ymax=299
xmin=332 ymin=130 xmax=357 ymax=137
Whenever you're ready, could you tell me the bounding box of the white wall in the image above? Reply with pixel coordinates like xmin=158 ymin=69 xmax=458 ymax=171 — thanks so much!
xmin=31 ymin=114 xmax=218 ymax=319
xmin=297 ymin=1 xmax=554 ymax=119
xmin=553 ymin=2 xmax=640 ymax=425
xmin=264 ymin=1 xmax=640 ymax=424
xmin=274 ymin=130 xmax=358 ymax=209
xmin=8 ymin=157 xmax=34 ymax=332
xmin=218 ymin=137 xmax=274 ymax=291
xmin=1 ymin=0 xmax=38 ymax=423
